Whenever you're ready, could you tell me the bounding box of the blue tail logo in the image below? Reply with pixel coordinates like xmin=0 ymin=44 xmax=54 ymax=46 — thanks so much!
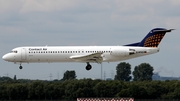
xmin=125 ymin=28 xmax=173 ymax=47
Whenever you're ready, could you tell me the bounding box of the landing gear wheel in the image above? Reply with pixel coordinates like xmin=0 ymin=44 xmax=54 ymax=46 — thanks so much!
xmin=86 ymin=64 xmax=92 ymax=71
xmin=19 ymin=66 xmax=23 ymax=69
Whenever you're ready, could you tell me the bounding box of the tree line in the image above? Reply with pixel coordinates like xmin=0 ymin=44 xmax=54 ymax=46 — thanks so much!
xmin=0 ymin=78 xmax=180 ymax=100
xmin=0 ymin=62 xmax=179 ymax=100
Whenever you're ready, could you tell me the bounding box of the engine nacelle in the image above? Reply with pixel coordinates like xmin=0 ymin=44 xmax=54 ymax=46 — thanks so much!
xmin=110 ymin=48 xmax=136 ymax=57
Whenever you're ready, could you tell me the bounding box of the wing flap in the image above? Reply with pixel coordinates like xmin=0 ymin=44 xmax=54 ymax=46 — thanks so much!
xmin=70 ymin=52 xmax=103 ymax=63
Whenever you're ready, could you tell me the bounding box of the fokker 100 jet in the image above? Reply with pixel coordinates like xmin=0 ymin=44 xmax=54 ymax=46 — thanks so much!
xmin=2 ymin=28 xmax=173 ymax=70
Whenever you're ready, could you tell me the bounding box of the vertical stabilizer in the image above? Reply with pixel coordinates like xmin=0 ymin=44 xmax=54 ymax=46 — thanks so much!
xmin=138 ymin=28 xmax=173 ymax=47
xmin=124 ymin=28 xmax=173 ymax=47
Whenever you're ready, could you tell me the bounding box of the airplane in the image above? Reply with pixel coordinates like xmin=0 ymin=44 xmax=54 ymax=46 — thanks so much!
xmin=2 ymin=28 xmax=173 ymax=70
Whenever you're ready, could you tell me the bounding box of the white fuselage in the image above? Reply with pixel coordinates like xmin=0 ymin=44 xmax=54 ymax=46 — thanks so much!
xmin=3 ymin=46 xmax=159 ymax=64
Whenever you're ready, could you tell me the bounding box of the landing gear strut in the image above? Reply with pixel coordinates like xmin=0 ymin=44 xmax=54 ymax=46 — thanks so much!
xmin=19 ymin=64 xmax=23 ymax=69
xmin=86 ymin=62 xmax=92 ymax=71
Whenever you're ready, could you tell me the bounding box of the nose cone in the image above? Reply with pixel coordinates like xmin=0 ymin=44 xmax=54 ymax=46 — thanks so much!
xmin=2 ymin=54 xmax=8 ymax=61
xmin=2 ymin=53 xmax=13 ymax=61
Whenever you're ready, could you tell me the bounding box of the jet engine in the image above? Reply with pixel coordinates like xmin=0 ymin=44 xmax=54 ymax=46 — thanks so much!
xmin=110 ymin=48 xmax=136 ymax=57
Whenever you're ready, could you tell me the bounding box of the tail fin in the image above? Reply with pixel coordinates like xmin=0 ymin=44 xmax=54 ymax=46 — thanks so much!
xmin=125 ymin=28 xmax=174 ymax=47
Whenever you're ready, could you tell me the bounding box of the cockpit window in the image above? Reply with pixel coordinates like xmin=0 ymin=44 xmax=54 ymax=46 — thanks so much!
xmin=11 ymin=50 xmax=18 ymax=53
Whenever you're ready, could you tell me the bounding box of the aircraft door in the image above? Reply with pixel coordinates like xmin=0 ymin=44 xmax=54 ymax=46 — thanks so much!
xmin=21 ymin=48 xmax=27 ymax=60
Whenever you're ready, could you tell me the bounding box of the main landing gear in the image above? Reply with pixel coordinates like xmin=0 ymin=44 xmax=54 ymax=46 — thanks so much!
xmin=19 ymin=64 xmax=23 ymax=69
xmin=86 ymin=62 xmax=92 ymax=71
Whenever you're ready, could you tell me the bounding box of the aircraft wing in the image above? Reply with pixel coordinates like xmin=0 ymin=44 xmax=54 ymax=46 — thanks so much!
xmin=70 ymin=52 xmax=103 ymax=63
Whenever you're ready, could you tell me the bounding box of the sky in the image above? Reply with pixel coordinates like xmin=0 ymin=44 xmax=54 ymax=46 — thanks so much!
xmin=0 ymin=0 xmax=180 ymax=80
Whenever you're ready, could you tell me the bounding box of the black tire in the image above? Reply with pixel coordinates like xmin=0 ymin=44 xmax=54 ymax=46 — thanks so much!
xmin=86 ymin=65 xmax=92 ymax=70
xmin=19 ymin=66 xmax=23 ymax=69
